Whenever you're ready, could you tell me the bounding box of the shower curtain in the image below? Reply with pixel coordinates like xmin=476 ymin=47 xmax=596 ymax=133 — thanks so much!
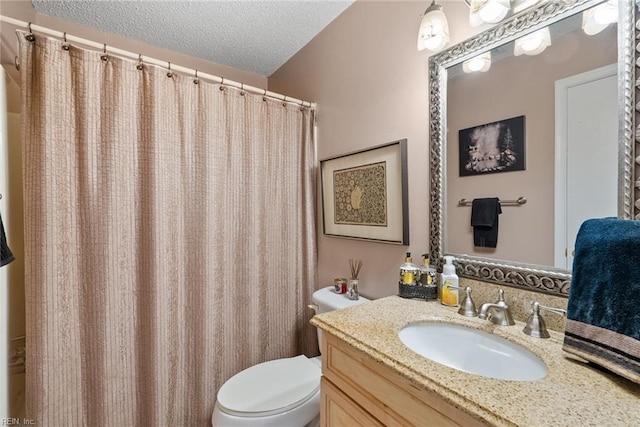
xmin=20 ymin=34 xmax=317 ymax=426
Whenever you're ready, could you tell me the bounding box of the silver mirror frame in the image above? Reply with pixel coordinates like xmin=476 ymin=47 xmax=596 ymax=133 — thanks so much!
xmin=428 ymin=0 xmax=636 ymax=297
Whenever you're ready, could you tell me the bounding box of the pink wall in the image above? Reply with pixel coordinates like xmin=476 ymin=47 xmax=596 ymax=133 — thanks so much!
xmin=269 ymin=1 xmax=481 ymax=299
xmin=446 ymin=25 xmax=616 ymax=266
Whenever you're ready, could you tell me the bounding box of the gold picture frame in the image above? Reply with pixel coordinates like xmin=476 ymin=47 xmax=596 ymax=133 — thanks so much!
xmin=320 ymin=139 xmax=409 ymax=245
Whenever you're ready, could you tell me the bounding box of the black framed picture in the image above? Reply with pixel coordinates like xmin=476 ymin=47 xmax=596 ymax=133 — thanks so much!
xmin=320 ymin=139 xmax=409 ymax=245
xmin=458 ymin=115 xmax=526 ymax=177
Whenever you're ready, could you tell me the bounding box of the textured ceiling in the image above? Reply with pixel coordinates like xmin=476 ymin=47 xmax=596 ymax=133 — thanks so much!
xmin=31 ymin=0 xmax=355 ymax=77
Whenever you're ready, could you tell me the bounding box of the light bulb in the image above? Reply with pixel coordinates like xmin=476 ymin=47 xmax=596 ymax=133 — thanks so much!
xmin=514 ymin=27 xmax=551 ymax=56
xmin=467 ymin=58 xmax=486 ymax=72
xmin=478 ymin=2 xmax=509 ymax=23
xmin=582 ymin=1 xmax=618 ymax=36
xmin=422 ymin=33 xmax=447 ymax=51
xmin=462 ymin=52 xmax=491 ymax=73
xmin=593 ymin=2 xmax=617 ymax=25
xmin=520 ymin=33 xmax=543 ymax=52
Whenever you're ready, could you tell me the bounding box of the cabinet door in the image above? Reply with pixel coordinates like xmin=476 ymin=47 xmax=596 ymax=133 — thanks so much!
xmin=321 ymin=377 xmax=383 ymax=427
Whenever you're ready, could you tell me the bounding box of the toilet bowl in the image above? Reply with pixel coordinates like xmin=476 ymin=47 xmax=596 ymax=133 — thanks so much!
xmin=211 ymin=286 xmax=369 ymax=426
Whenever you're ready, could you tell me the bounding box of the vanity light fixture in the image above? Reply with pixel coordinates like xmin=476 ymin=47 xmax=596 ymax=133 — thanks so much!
xmin=469 ymin=0 xmax=511 ymax=27
xmin=582 ymin=0 xmax=618 ymax=35
xmin=417 ymin=0 xmax=450 ymax=52
xmin=514 ymin=27 xmax=551 ymax=56
xmin=467 ymin=0 xmax=543 ymax=27
xmin=462 ymin=52 xmax=491 ymax=73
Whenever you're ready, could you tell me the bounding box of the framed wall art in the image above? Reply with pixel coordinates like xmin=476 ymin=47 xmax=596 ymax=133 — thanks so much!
xmin=320 ymin=139 xmax=409 ymax=245
xmin=459 ymin=115 xmax=526 ymax=177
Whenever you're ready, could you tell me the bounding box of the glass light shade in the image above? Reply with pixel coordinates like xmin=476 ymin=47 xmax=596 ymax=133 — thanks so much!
xmin=514 ymin=27 xmax=551 ymax=56
xmin=469 ymin=0 xmax=511 ymax=27
xmin=582 ymin=1 xmax=618 ymax=36
xmin=417 ymin=2 xmax=450 ymax=52
xmin=462 ymin=52 xmax=492 ymax=73
xmin=512 ymin=0 xmax=541 ymax=14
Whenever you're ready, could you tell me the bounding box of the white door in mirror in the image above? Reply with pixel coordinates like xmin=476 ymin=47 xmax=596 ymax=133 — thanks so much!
xmin=554 ymin=64 xmax=618 ymax=270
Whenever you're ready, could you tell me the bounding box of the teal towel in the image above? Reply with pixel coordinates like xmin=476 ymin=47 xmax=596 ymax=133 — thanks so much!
xmin=563 ymin=218 xmax=640 ymax=384
xmin=0 ymin=213 xmax=13 ymax=267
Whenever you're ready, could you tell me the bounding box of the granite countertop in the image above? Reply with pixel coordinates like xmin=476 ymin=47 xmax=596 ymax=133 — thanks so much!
xmin=311 ymin=295 xmax=640 ymax=427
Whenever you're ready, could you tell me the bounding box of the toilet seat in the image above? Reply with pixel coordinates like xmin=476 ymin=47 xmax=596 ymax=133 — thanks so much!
xmin=216 ymin=355 xmax=321 ymax=418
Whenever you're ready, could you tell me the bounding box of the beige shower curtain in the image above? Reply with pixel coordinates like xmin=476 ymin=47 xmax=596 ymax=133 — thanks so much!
xmin=21 ymin=34 xmax=317 ymax=426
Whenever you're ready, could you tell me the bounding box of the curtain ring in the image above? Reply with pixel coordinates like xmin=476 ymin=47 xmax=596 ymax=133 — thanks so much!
xmin=14 ymin=56 xmax=19 ymax=71
xmin=62 ymin=32 xmax=70 ymax=51
xmin=219 ymin=77 xmax=225 ymax=91
xmin=240 ymin=82 xmax=245 ymax=96
xmin=101 ymin=44 xmax=108 ymax=62
xmin=282 ymin=95 xmax=288 ymax=107
xmin=25 ymin=22 xmax=35 ymax=42
xmin=136 ymin=54 xmax=143 ymax=70
xmin=193 ymin=69 xmax=199 ymax=85
xmin=166 ymin=62 xmax=173 ymax=78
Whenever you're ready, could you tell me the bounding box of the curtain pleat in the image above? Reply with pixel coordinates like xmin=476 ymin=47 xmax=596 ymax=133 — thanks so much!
xmin=21 ymin=34 xmax=318 ymax=426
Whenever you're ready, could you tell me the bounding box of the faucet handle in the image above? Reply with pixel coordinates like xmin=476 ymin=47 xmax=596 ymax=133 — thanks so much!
xmin=523 ymin=302 xmax=567 ymax=338
xmin=458 ymin=286 xmax=478 ymax=317
xmin=442 ymin=284 xmax=477 ymax=316
xmin=499 ymin=289 xmax=515 ymax=325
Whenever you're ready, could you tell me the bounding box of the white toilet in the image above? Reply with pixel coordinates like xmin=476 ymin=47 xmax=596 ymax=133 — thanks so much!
xmin=211 ymin=286 xmax=369 ymax=426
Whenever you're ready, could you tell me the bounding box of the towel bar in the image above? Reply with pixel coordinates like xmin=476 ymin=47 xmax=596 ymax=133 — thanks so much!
xmin=458 ymin=197 xmax=527 ymax=206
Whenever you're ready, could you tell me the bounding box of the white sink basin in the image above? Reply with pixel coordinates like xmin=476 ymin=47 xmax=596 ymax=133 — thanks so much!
xmin=398 ymin=322 xmax=547 ymax=381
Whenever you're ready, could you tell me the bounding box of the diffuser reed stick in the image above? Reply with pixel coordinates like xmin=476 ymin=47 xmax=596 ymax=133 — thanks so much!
xmin=349 ymin=259 xmax=363 ymax=279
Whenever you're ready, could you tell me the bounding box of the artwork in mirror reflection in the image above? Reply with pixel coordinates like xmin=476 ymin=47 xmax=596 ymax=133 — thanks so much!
xmin=458 ymin=115 xmax=526 ymax=177
xmin=445 ymin=7 xmax=617 ymax=270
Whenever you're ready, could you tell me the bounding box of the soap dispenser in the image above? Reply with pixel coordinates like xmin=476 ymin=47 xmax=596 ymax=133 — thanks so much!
xmin=440 ymin=256 xmax=459 ymax=306
xmin=419 ymin=254 xmax=438 ymax=300
xmin=399 ymin=252 xmax=419 ymax=286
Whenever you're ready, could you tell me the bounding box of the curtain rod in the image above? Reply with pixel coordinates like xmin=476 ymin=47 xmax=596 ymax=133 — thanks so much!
xmin=0 ymin=15 xmax=316 ymax=109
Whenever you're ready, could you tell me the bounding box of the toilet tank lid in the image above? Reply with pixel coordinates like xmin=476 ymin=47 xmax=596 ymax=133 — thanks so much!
xmin=312 ymin=286 xmax=370 ymax=313
xmin=217 ymin=355 xmax=321 ymax=416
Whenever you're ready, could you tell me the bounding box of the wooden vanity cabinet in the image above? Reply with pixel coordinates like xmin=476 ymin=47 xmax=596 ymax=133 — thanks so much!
xmin=320 ymin=332 xmax=485 ymax=427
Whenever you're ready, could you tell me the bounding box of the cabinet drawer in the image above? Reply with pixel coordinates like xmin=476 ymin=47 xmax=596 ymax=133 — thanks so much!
xmin=322 ymin=332 xmax=484 ymax=426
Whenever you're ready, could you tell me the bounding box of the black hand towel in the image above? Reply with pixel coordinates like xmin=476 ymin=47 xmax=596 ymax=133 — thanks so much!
xmin=0 ymin=213 xmax=14 ymax=267
xmin=471 ymin=198 xmax=502 ymax=248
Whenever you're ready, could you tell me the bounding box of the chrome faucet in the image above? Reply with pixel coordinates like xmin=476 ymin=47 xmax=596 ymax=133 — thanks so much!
xmin=478 ymin=289 xmax=515 ymax=326
xmin=523 ymin=301 xmax=567 ymax=338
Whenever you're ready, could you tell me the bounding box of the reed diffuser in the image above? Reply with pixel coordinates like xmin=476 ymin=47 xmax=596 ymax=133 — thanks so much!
xmin=347 ymin=259 xmax=363 ymax=300
xmin=349 ymin=258 xmax=363 ymax=280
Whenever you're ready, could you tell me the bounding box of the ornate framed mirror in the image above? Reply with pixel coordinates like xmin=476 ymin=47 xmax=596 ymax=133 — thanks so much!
xmin=428 ymin=0 xmax=636 ymax=297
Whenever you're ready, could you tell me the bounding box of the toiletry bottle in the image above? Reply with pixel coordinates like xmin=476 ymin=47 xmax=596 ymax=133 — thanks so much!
xmin=400 ymin=252 xmax=419 ymax=286
xmin=419 ymin=254 xmax=438 ymax=300
xmin=440 ymin=255 xmax=459 ymax=306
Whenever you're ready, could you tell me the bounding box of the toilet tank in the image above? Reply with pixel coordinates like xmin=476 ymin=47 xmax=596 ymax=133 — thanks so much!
xmin=311 ymin=286 xmax=370 ymax=353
